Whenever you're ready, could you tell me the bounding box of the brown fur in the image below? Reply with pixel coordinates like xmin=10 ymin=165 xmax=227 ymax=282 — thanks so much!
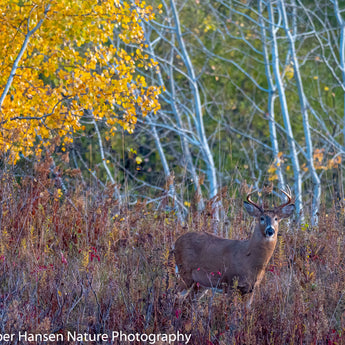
xmin=174 ymin=197 xmax=295 ymax=302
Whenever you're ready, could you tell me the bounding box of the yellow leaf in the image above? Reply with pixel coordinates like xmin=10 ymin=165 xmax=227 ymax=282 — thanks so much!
xmin=267 ymin=164 xmax=277 ymax=174
xmin=0 ymin=0 xmax=160 ymax=164
xmin=284 ymin=65 xmax=294 ymax=79
xmin=301 ymin=163 xmax=308 ymax=172
xmin=268 ymin=174 xmax=278 ymax=181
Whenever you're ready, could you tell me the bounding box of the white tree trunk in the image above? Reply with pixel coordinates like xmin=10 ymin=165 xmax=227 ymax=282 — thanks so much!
xmin=258 ymin=0 xmax=285 ymax=190
xmin=170 ymin=0 xmax=218 ymax=206
xmin=268 ymin=2 xmax=303 ymax=219
xmin=279 ymin=0 xmax=320 ymax=225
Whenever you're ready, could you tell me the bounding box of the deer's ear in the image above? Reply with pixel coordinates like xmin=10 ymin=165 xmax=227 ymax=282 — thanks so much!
xmin=243 ymin=201 xmax=262 ymax=217
xmin=278 ymin=204 xmax=295 ymax=219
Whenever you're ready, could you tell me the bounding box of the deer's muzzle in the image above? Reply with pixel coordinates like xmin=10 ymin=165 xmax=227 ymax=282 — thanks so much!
xmin=265 ymin=226 xmax=275 ymax=237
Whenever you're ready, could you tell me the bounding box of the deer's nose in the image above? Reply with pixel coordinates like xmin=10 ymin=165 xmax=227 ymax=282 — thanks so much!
xmin=265 ymin=227 xmax=275 ymax=237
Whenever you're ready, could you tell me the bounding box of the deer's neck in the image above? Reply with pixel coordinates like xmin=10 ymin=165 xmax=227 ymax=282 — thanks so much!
xmin=246 ymin=229 xmax=277 ymax=269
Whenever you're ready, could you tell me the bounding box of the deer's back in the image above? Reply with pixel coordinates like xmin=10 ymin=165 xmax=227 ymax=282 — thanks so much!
xmin=174 ymin=231 xmax=257 ymax=292
xmin=174 ymin=231 xmax=246 ymax=271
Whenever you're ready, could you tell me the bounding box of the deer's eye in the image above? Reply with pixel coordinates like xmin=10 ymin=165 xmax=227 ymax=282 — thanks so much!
xmin=275 ymin=217 xmax=278 ymax=221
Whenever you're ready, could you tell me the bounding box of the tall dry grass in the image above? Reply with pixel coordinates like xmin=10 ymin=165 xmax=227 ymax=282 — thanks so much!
xmin=0 ymin=162 xmax=344 ymax=344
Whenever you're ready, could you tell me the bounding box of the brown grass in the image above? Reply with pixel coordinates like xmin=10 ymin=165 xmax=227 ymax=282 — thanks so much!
xmin=0 ymin=163 xmax=345 ymax=344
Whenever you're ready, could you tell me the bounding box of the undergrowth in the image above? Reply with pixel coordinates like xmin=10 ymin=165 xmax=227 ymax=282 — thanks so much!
xmin=0 ymin=162 xmax=345 ymax=344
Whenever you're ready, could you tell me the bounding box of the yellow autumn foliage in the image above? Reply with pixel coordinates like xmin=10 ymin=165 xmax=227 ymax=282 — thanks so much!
xmin=0 ymin=0 xmax=161 ymax=163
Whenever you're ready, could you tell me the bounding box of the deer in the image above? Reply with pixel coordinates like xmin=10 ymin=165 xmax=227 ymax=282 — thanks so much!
xmin=174 ymin=189 xmax=295 ymax=306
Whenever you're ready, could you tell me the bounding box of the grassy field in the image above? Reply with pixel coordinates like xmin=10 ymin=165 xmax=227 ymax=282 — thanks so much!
xmin=0 ymin=165 xmax=345 ymax=344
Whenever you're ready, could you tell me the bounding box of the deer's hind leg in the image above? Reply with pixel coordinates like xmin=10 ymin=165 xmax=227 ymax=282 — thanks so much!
xmin=175 ymin=264 xmax=197 ymax=299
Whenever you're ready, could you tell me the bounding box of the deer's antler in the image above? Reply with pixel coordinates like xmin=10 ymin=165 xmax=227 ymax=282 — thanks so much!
xmin=246 ymin=190 xmax=263 ymax=211
xmin=276 ymin=188 xmax=294 ymax=209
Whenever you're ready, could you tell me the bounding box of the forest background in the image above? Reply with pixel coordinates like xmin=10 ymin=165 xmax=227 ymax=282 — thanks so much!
xmin=1 ymin=0 xmax=345 ymax=344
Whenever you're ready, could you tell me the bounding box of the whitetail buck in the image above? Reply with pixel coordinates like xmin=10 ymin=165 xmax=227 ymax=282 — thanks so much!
xmin=174 ymin=189 xmax=295 ymax=305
